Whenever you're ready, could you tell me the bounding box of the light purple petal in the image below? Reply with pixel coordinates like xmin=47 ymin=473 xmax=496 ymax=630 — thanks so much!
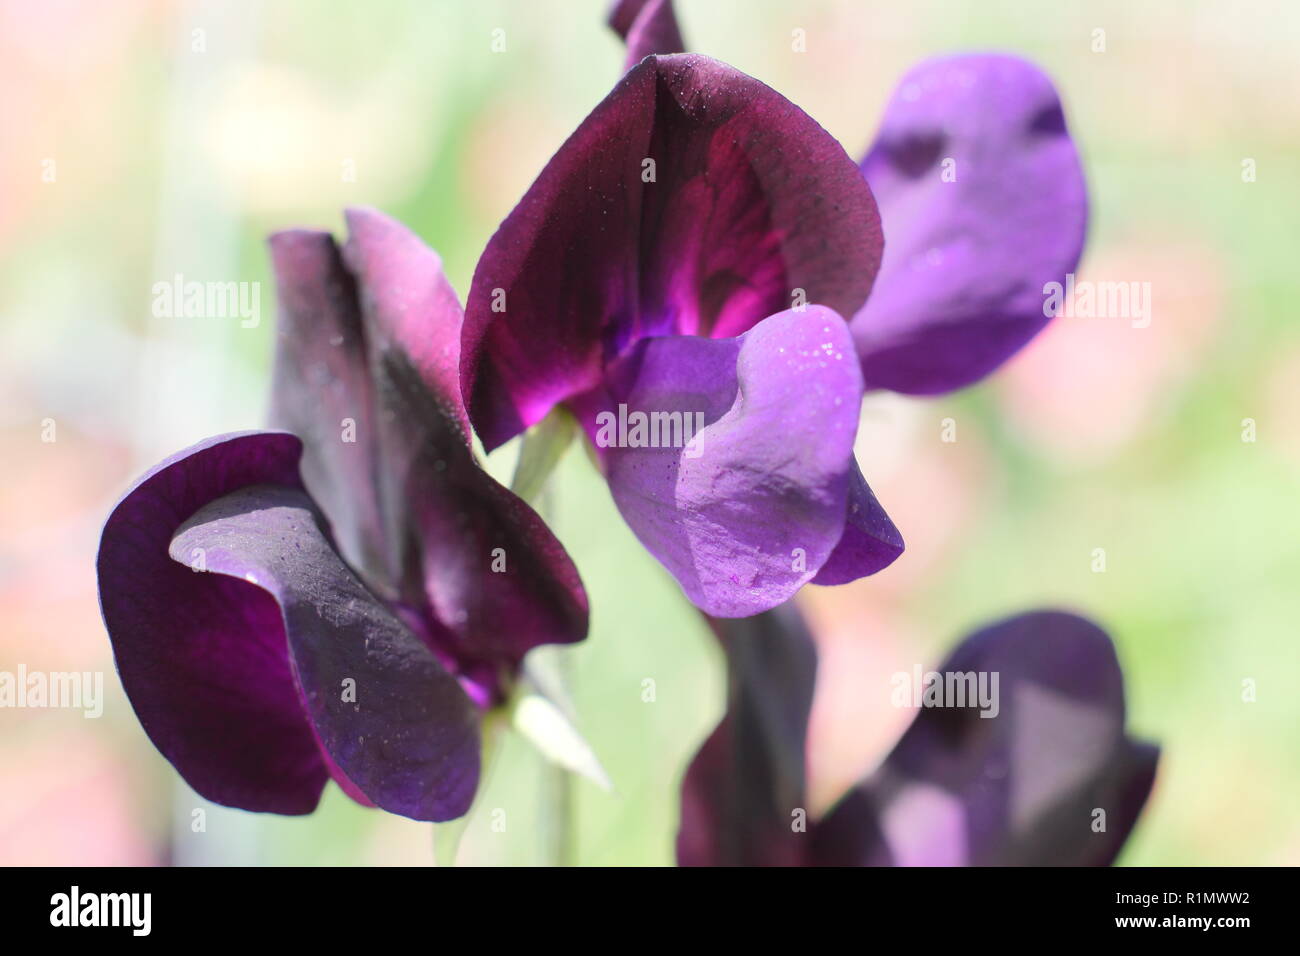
xmin=608 ymin=0 xmax=685 ymax=68
xmin=169 ymin=483 xmax=482 ymax=822
xmin=581 ymin=306 xmax=892 ymax=617
xmin=463 ymin=53 xmax=883 ymax=450
xmin=678 ymin=606 xmax=817 ymax=866
xmin=97 ymin=432 xmax=329 ymax=815
xmin=811 ymin=611 xmax=1159 ymax=866
xmin=853 ymin=54 xmax=1087 ymax=394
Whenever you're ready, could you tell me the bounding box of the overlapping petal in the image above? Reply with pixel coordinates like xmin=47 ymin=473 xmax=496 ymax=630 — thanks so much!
xmin=168 ymin=483 xmax=481 ymax=822
xmin=852 ymin=54 xmax=1088 ymax=394
xmin=97 ymin=432 xmax=330 ymax=815
xmin=813 ymin=611 xmax=1159 ymax=866
xmin=462 ymin=53 xmax=883 ymax=451
xmin=678 ymin=608 xmax=1158 ymax=866
xmin=580 ymin=307 xmax=897 ymax=617
xmin=269 ymin=208 xmax=588 ymax=685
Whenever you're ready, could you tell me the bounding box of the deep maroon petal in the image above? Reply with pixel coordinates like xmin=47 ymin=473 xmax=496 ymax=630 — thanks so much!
xmin=168 ymin=483 xmax=482 ymax=822
xmin=272 ymin=209 xmax=588 ymax=684
xmin=811 ymin=611 xmax=1159 ymax=866
xmin=852 ymin=55 xmax=1087 ymax=394
xmin=608 ymin=0 xmax=685 ymax=68
xmin=268 ymin=229 xmax=388 ymax=584
xmin=463 ymin=53 xmax=883 ymax=450
xmin=377 ymin=352 xmax=589 ymax=693
xmin=96 ymin=432 xmax=329 ymax=815
xmin=678 ymin=606 xmax=817 ymax=866
xmin=580 ymin=306 xmax=891 ymax=617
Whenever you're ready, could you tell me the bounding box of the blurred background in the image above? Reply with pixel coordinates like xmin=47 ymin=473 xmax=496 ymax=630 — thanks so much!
xmin=2 ymin=0 xmax=1297 ymax=866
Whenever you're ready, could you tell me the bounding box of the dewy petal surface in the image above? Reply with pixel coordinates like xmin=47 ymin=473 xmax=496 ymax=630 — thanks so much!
xmin=811 ymin=611 xmax=1159 ymax=866
xmin=589 ymin=306 xmax=890 ymax=617
xmin=852 ymin=54 xmax=1087 ymax=394
xmin=169 ymin=484 xmax=482 ymax=822
xmin=97 ymin=432 xmax=329 ymax=815
xmin=608 ymin=0 xmax=685 ymax=68
xmin=463 ymin=53 xmax=883 ymax=450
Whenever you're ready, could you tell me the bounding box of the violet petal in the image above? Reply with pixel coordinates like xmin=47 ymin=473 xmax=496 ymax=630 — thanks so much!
xmin=853 ymin=55 xmax=1087 ymax=394
xmin=589 ymin=306 xmax=881 ymax=617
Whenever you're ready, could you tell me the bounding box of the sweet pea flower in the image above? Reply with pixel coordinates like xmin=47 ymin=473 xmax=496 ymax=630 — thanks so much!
xmin=460 ymin=4 xmax=1086 ymax=618
xmin=96 ymin=208 xmax=588 ymax=822
xmin=678 ymin=608 xmax=1159 ymax=866
xmin=461 ymin=52 xmax=899 ymax=618
xmin=611 ymin=0 xmax=1089 ymax=394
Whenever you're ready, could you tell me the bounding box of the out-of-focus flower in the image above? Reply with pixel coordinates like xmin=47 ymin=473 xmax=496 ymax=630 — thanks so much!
xmin=679 ymin=606 xmax=1158 ymax=866
xmin=96 ymin=208 xmax=588 ymax=822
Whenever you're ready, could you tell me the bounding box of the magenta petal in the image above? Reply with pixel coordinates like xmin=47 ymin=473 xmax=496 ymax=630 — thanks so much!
xmin=463 ymin=53 xmax=883 ymax=450
xmin=591 ymin=307 xmax=875 ymax=617
xmin=168 ymin=484 xmax=481 ymax=822
xmin=853 ymin=54 xmax=1087 ymax=394
xmin=608 ymin=0 xmax=685 ymax=68
xmin=97 ymin=432 xmax=329 ymax=815
xmin=812 ymin=611 xmax=1159 ymax=866
xmin=678 ymin=607 xmax=818 ymax=866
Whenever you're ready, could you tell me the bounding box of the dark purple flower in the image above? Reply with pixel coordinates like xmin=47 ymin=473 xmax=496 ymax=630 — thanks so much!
xmin=679 ymin=607 xmax=1159 ymax=866
xmin=460 ymin=8 xmax=1086 ymax=617
xmin=96 ymin=208 xmax=588 ymax=822
xmin=462 ymin=51 xmax=899 ymax=617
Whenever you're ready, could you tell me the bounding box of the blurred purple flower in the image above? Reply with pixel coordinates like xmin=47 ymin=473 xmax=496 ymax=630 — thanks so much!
xmin=97 ymin=208 xmax=588 ymax=822
xmin=678 ymin=607 xmax=1159 ymax=866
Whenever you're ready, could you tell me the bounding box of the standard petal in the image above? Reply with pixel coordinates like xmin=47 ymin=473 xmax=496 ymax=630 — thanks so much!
xmin=608 ymin=0 xmax=685 ymax=68
xmin=269 ymin=207 xmax=472 ymax=594
xmin=268 ymin=228 xmax=388 ymax=585
xmin=853 ymin=54 xmax=1087 ymax=394
xmin=586 ymin=306 xmax=875 ymax=617
xmin=811 ymin=611 xmax=1159 ymax=866
xmin=169 ymin=483 xmax=482 ymax=822
xmin=377 ymin=352 xmax=589 ymax=696
xmin=463 ymin=53 xmax=883 ymax=450
xmin=678 ymin=606 xmax=817 ymax=866
xmin=96 ymin=432 xmax=329 ymax=815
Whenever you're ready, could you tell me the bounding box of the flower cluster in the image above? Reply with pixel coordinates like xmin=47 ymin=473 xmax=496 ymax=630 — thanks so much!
xmin=96 ymin=0 xmax=1156 ymax=861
